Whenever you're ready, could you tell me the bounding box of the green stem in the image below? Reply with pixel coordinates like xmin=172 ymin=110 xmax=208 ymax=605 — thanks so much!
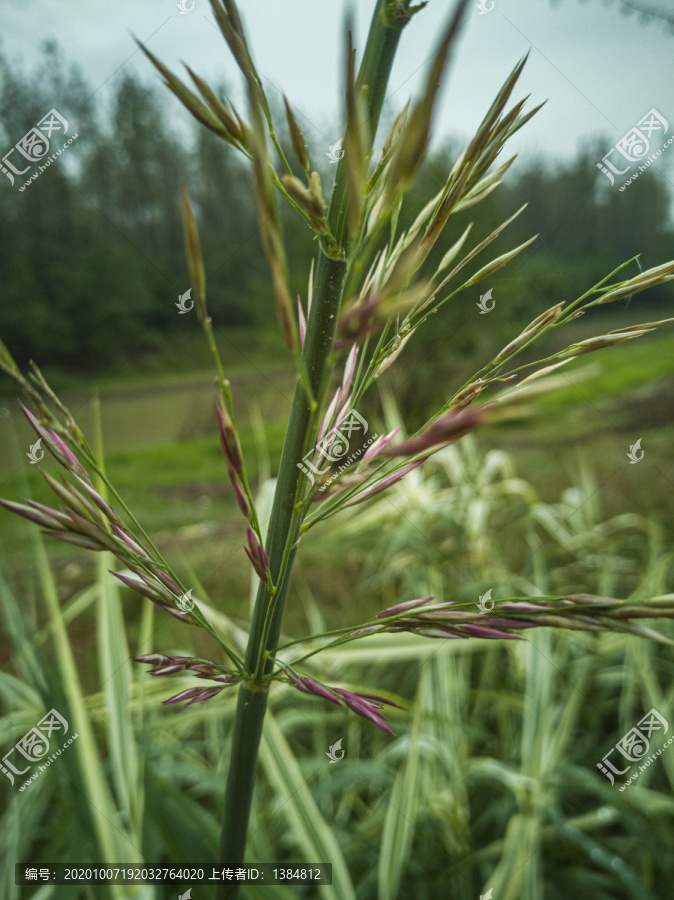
xmin=216 ymin=3 xmax=414 ymax=895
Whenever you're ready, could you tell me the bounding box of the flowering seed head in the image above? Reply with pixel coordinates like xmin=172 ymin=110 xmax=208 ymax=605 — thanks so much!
xmin=137 ymin=575 xmax=177 ymax=607
xmin=283 ymin=667 xmax=400 ymax=735
xmin=186 ymin=67 xmax=246 ymax=147
xmin=149 ymin=664 xmax=186 ymax=676
xmin=215 ymin=397 xmax=243 ymax=476
xmin=245 ymin=528 xmax=269 ymax=583
xmin=39 ymin=470 xmax=100 ymax=522
xmin=372 ymin=331 xmax=414 ymax=379
xmin=137 ymin=42 xmax=233 ymax=142
xmin=155 ymin=570 xmax=183 ymax=598
xmin=186 ymin=687 xmax=223 ymax=705
xmin=180 ymin=186 xmax=207 ymax=324
xmin=382 ymin=407 xmax=486 ymax=458
xmin=344 ymin=460 xmax=425 ymax=506
xmin=283 ymin=667 xmax=304 ymax=688
xmin=160 ymin=604 xmax=193 ymax=623
xmin=72 ymin=474 xmax=121 ymax=523
xmin=232 ymin=477 xmax=252 ymax=520
xmin=349 ymin=624 xmax=387 ymax=637
xmin=300 ymin=676 xmax=342 ymax=705
xmin=456 ymin=624 xmax=522 ymax=639
xmin=566 ymin=593 xmax=622 ymax=607
xmin=44 ymin=429 xmax=89 ymax=479
xmin=361 ymin=427 xmax=401 ymax=464
xmin=297 ymin=296 xmax=307 ymax=347
xmin=333 ymin=689 xmax=396 ymax=734
xmin=377 ymin=596 xmax=434 ymax=618
xmin=281 ymin=174 xmax=328 ymax=233
xmin=336 ymin=294 xmax=381 ymax=347
xmin=163 ymin=688 xmax=203 ymax=705
xmin=0 ymin=498 xmax=66 ymax=531
xmin=357 ymin=693 xmax=406 ymax=711
xmin=491 ymin=304 xmax=564 ymax=367
xmin=134 ymin=654 xmax=174 ymax=666
xmin=45 ymin=532 xmax=103 ymax=551
xmin=414 ymin=627 xmax=467 ymax=639
xmin=283 ymin=97 xmax=310 ymax=172
xmin=111 ymin=524 xmax=150 ymax=559
xmin=112 ymin=571 xmax=166 ymax=604
xmin=65 ymin=512 xmax=117 ymax=551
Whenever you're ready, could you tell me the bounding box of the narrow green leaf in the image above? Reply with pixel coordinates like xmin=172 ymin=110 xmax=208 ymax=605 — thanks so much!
xmin=259 ymin=713 xmax=355 ymax=900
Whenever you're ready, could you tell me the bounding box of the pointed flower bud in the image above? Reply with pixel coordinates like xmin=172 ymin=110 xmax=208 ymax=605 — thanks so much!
xmin=283 ymin=667 xmax=401 ymax=734
xmin=244 ymin=528 xmax=269 ymax=584
xmin=381 ymin=407 xmax=487 ymax=458
xmin=137 ymin=42 xmax=233 ymax=142
xmin=134 ymin=654 xmax=174 ymax=666
xmin=0 ymin=498 xmax=67 ymax=531
xmin=20 ymin=403 xmax=88 ymax=478
xmin=215 ymin=397 xmax=253 ymax=520
xmin=180 ymin=186 xmax=207 ymax=324
xmin=186 ymin=687 xmax=224 ymax=705
xmin=160 ymin=604 xmax=193 ymax=623
xmin=283 ymin=96 xmax=310 ymax=172
xmin=215 ymin=397 xmax=243 ymax=477
xmin=163 ymin=688 xmax=203 ymax=705
xmin=343 ymin=460 xmax=425 ymax=507
xmin=186 ymin=67 xmax=246 ymax=147
xmin=39 ymin=470 xmax=101 ymax=523
xmin=281 ymin=174 xmax=328 ymax=233
xmin=46 ymin=532 xmax=102 ymax=551
xmin=232 ymin=478 xmax=252 ymax=520
xmin=149 ymin=664 xmax=186 ymax=676
xmin=111 ymin=524 xmax=151 ymax=559
xmin=341 ymin=344 xmax=359 ymax=396
xmin=72 ymin=474 xmax=121 ymax=524
xmin=332 ymin=689 xmax=397 ymax=735
xmin=349 ymin=624 xmax=387 ymax=637
xmin=112 ymin=572 xmax=167 ymax=604
xmin=360 ymin=427 xmax=401 ymax=463
xmin=297 ymin=296 xmax=307 ymax=348
xmin=376 ymin=596 xmax=434 ymax=618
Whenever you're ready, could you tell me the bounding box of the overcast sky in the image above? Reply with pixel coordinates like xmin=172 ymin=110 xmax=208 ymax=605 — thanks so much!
xmin=2 ymin=0 xmax=673 ymax=182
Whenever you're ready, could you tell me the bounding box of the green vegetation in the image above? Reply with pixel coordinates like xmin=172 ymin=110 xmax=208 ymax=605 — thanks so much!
xmin=1 ymin=1 xmax=674 ymax=898
xmin=3 ymin=441 xmax=674 ymax=899
xmin=1 ymin=42 xmax=672 ymax=378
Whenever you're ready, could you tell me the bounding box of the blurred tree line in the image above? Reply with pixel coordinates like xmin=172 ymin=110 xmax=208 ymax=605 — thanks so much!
xmin=0 ymin=42 xmax=672 ymax=381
